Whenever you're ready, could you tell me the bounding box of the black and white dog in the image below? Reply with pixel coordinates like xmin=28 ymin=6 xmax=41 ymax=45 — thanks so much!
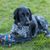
xmin=10 ymin=7 xmax=50 ymax=41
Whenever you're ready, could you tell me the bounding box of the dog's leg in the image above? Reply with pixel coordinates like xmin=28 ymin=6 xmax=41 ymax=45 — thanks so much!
xmin=30 ymin=16 xmax=38 ymax=38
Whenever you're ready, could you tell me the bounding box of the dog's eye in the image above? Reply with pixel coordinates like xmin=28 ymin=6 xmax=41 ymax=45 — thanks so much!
xmin=22 ymin=13 xmax=25 ymax=16
xmin=27 ymin=13 xmax=29 ymax=16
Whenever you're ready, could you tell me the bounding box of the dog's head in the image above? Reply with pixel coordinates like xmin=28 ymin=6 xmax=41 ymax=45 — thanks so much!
xmin=14 ymin=7 xmax=32 ymax=25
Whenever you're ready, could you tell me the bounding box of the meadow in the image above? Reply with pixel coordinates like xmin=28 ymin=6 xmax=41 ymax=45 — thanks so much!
xmin=0 ymin=0 xmax=50 ymax=50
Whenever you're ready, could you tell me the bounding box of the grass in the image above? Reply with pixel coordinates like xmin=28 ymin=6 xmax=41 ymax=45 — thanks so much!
xmin=0 ymin=0 xmax=50 ymax=50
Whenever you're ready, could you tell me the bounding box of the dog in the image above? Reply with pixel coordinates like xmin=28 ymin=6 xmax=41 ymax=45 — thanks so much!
xmin=11 ymin=6 xmax=50 ymax=39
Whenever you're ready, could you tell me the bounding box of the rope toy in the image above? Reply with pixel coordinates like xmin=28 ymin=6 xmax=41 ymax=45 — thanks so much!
xmin=0 ymin=34 xmax=32 ymax=47
xmin=0 ymin=34 xmax=17 ymax=47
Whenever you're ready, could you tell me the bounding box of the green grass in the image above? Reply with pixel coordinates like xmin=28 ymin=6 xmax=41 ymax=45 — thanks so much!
xmin=0 ymin=0 xmax=50 ymax=50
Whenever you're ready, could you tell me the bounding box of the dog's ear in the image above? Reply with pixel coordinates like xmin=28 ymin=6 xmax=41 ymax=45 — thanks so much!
xmin=28 ymin=8 xmax=32 ymax=21
xmin=14 ymin=8 xmax=20 ymax=22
